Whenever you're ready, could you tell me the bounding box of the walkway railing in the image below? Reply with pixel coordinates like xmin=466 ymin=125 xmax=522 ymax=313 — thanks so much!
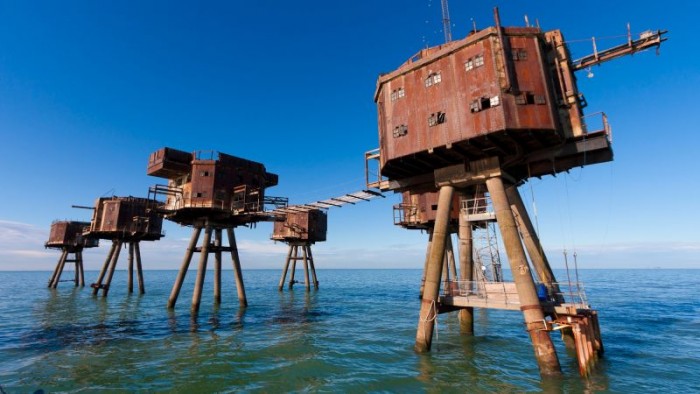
xmin=440 ymin=280 xmax=590 ymax=309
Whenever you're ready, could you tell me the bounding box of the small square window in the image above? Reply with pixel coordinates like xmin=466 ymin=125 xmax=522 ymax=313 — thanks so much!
xmin=490 ymin=96 xmax=500 ymax=107
xmin=475 ymin=54 xmax=484 ymax=67
xmin=534 ymin=95 xmax=546 ymax=104
xmin=425 ymin=77 xmax=433 ymax=87
xmin=465 ymin=59 xmax=474 ymax=71
xmin=469 ymin=100 xmax=480 ymax=113
xmin=398 ymin=88 xmax=405 ymax=98
xmin=433 ymin=73 xmax=441 ymax=84
xmin=391 ymin=91 xmax=397 ymax=101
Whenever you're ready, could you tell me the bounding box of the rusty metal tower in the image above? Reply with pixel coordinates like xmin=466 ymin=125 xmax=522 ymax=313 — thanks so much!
xmin=147 ymin=148 xmax=285 ymax=312
xmin=366 ymin=8 xmax=666 ymax=376
xmin=270 ymin=190 xmax=384 ymax=291
xmin=80 ymin=196 xmax=164 ymax=296
xmin=45 ymin=220 xmax=99 ymax=288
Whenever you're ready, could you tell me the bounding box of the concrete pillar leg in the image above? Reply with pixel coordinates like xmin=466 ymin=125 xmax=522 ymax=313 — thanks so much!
xmin=128 ymin=242 xmax=135 ymax=294
xmin=167 ymin=227 xmax=202 ymax=308
xmin=486 ymin=176 xmax=561 ymax=376
xmin=278 ymin=245 xmax=293 ymax=291
xmin=135 ymin=242 xmax=145 ymax=294
xmin=191 ymin=226 xmax=212 ymax=313
xmin=307 ymin=246 xmax=319 ymax=289
xmin=419 ymin=229 xmax=434 ymax=298
xmin=227 ymin=228 xmax=248 ymax=307
xmin=93 ymin=241 xmax=117 ymax=295
xmin=50 ymin=250 xmax=69 ymax=288
xmin=505 ymin=185 xmax=558 ymax=290
xmin=289 ymin=245 xmax=298 ymax=289
xmin=214 ymin=229 xmax=222 ymax=304
xmin=458 ymin=192 xmax=474 ymax=334
xmin=415 ymin=185 xmax=454 ymax=353
xmin=102 ymin=241 xmax=123 ymax=297
xmin=302 ymin=244 xmax=310 ymax=291
xmin=77 ymin=251 xmax=85 ymax=287
xmin=48 ymin=250 xmax=64 ymax=287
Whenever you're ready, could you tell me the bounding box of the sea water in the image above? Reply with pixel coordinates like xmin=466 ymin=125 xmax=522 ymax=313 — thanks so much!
xmin=0 ymin=269 xmax=698 ymax=392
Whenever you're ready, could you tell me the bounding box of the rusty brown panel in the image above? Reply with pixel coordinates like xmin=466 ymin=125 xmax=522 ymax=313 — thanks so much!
xmin=147 ymin=147 xmax=191 ymax=178
xmin=190 ymin=161 xmax=217 ymax=207
xmin=271 ymin=210 xmax=327 ymax=243
xmin=99 ymin=200 xmax=120 ymax=232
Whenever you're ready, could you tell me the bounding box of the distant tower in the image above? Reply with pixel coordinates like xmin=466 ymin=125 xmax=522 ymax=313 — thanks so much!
xmin=271 ymin=209 xmax=327 ymax=291
xmin=147 ymin=148 xmax=284 ymax=312
xmin=45 ymin=220 xmax=99 ymax=288
xmin=367 ymin=7 xmax=665 ymax=376
xmin=85 ymin=196 xmax=164 ymax=296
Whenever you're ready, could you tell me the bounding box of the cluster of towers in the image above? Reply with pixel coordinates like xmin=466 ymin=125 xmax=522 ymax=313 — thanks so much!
xmin=44 ymin=7 xmax=665 ymax=379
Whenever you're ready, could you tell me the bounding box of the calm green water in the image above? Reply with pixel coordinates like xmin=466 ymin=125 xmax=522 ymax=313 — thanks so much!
xmin=0 ymin=269 xmax=698 ymax=392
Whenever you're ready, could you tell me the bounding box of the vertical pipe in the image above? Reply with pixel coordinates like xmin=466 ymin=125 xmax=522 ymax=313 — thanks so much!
xmin=92 ymin=241 xmax=117 ymax=295
xmin=307 ymin=245 xmax=319 ymax=289
xmin=135 ymin=242 xmax=145 ymax=294
xmin=289 ymin=245 xmax=298 ymax=289
xmin=227 ymin=228 xmax=248 ymax=307
xmin=168 ymin=227 xmax=202 ymax=308
xmin=302 ymin=244 xmax=310 ymax=291
xmin=191 ymin=226 xmax=212 ymax=313
xmin=419 ymin=229 xmax=434 ymax=297
xmin=486 ymin=176 xmax=561 ymax=375
xmin=214 ymin=229 xmax=222 ymax=304
xmin=415 ymin=185 xmax=454 ymax=353
xmin=78 ymin=251 xmax=85 ymax=287
xmin=458 ymin=192 xmax=474 ymax=334
xmin=128 ymin=242 xmax=135 ymax=293
xmin=102 ymin=241 xmax=122 ymax=297
xmin=278 ymin=245 xmax=293 ymax=290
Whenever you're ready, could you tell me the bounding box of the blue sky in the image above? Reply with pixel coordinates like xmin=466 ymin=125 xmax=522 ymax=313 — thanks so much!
xmin=0 ymin=1 xmax=697 ymax=270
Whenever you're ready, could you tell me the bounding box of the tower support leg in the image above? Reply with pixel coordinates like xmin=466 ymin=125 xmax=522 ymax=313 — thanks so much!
xmin=168 ymin=227 xmax=202 ymax=308
xmin=458 ymin=192 xmax=474 ymax=334
xmin=302 ymin=244 xmax=311 ymax=291
xmin=49 ymin=250 xmax=69 ymax=288
xmin=135 ymin=242 xmax=145 ymax=294
xmin=307 ymin=245 xmax=319 ymax=289
xmin=101 ymin=240 xmax=123 ymax=297
xmin=486 ymin=176 xmax=561 ymax=376
xmin=419 ymin=229 xmax=434 ymax=298
xmin=77 ymin=251 xmax=85 ymax=287
xmin=214 ymin=229 xmax=222 ymax=304
xmin=128 ymin=242 xmax=135 ymax=293
xmin=289 ymin=245 xmax=298 ymax=289
xmin=415 ymin=185 xmax=454 ymax=353
xmin=92 ymin=241 xmax=117 ymax=295
xmin=191 ymin=226 xmax=212 ymax=313
xmin=227 ymin=228 xmax=248 ymax=307
xmin=278 ymin=245 xmax=294 ymax=291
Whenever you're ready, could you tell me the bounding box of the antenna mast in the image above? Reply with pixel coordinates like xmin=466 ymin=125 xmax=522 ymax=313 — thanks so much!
xmin=441 ymin=0 xmax=452 ymax=43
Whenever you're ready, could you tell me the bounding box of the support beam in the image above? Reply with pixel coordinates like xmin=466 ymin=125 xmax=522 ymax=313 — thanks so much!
xmin=505 ymin=185 xmax=558 ymax=289
xmin=307 ymin=245 xmax=319 ymax=289
xmin=168 ymin=227 xmax=201 ymax=308
xmin=135 ymin=242 xmax=145 ymax=294
xmin=93 ymin=241 xmax=117 ymax=295
xmin=227 ymin=228 xmax=248 ymax=307
xmin=191 ymin=226 xmax=212 ymax=313
xmin=458 ymin=192 xmax=474 ymax=334
xmin=278 ymin=245 xmax=294 ymax=290
xmin=419 ymin=229 xmax=434 ymax=297
xmin=77 ymin=251 xmax=85 ymax=287
xmin=302 ymin=244 xmax=310 ymax=291
xmin=128 ymin=242 xmax=135 ymax=293
xmin=486 ymin=176 xmax=561 ymax=376
xmin=289 ymin=245 xmax=298 ymax=289
xmin=49 ymin=250 xmax=68 ymax=288
xmin=415 ymin=185 xmax=454 ymax=352
xmin=214 ymin=229 xmax=222 ymax=304
xmin=101 ymin=240 xmax=123 ymax=297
